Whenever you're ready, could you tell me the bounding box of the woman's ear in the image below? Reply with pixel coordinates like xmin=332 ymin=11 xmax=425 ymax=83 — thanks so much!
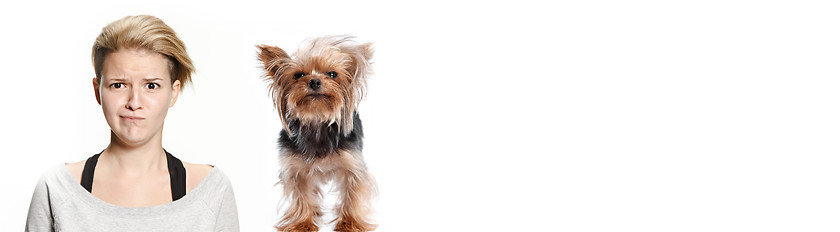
xmin=170 ymin=79 xmax=181 ymax=108
xmin=92 ymin=77 xmax=101 ymax=105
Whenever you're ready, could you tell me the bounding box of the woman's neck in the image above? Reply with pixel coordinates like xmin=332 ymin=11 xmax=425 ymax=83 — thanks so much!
xmin=100 ymin=132 xmax=168 ymax=175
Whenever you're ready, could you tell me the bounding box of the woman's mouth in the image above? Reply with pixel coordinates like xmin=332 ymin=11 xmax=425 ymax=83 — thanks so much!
xmin=120 ymin=116 xmax=145 ymax=121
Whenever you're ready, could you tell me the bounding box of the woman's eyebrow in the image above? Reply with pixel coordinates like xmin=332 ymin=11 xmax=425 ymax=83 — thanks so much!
xmin=144 ymin=77 xmax=165 ymax=82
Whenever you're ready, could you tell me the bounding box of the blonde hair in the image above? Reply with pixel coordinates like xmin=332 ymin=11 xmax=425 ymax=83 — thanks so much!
xmin=92 ymin=15 xmax=194 ymax=89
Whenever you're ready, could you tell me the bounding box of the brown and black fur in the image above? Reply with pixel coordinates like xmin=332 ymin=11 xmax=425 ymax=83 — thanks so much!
xmin=257 ymin=36 xmax=377 ymax=232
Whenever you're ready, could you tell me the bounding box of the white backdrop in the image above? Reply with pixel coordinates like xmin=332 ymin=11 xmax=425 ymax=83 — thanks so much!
xmin=2 ymin=0 xmax=839 ymax=231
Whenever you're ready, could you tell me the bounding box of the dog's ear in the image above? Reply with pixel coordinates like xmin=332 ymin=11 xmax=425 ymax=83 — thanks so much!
xmin=256 ymin=44 xmax=291 ymax=77
xmin=336 ymin=41 xmax=374 ymax=135
xmin=357 ymin=42 xmax=374 ymax=61
xmin=343 ymin=42 xmax=374 ymax=80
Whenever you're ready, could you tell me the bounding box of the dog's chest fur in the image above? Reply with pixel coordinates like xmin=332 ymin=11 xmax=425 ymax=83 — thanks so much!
xmin=278 ymin=112 xmax=363 ymax=160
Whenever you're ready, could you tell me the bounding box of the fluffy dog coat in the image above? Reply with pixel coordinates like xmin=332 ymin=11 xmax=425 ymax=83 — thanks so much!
xmin=257 ymin=36 xmax=377 ymax=232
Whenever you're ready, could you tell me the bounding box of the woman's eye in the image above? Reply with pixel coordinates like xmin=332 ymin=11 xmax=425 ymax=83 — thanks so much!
xmin=110 ymin=83 xmax=124 ymax=88
xmin=293 ymin=73 xmax=305 ymax=80
xmin=326 ymin=71 xmax=337 ymax=79
xmin=146 ymin=83 xmax=160 ymax=89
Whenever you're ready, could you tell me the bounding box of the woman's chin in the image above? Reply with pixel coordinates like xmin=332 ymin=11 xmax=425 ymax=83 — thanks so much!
xmin=112 ymin=131 xmax=155 ymax=147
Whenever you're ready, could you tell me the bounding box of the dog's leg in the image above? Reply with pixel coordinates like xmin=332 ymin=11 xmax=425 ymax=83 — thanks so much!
xmin=332 ymin=150 xmax=377 ymax=232
xmin=276 ymin=157 xmax=323 ymax=232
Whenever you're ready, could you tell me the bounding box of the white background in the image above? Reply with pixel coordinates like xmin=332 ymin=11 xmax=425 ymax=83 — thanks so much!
xmin=1 ymin=0 xmax=839 ymax=231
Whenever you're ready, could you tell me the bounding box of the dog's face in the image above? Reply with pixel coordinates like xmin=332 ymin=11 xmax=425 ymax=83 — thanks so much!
xmin=258 ymin=36 xmax=373 ymax=135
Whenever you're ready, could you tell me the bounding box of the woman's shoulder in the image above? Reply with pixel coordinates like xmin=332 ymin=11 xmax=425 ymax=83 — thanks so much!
xmin=37 ymin=163 xmax=76 ymax=182
xmin=180 ymin=163 xmax=234 ymax=206
xmin=64 ymin=160 xmax=85 ymax=184
xmin=32 ymin=164 xmax=83 ymax=201
xmin=183 ymin=162 xmax=215 ymax=193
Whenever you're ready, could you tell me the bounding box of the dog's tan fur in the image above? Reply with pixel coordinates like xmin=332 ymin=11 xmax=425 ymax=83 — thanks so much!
xmin=276 ymin=150 xmax=377 ymax=232
xmin=258 ymin=36 xmax=377 ymax=232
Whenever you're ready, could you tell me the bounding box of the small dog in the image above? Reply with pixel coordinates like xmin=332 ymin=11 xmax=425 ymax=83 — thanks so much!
xmin=257 ymin=36 xmax=377 ymax=232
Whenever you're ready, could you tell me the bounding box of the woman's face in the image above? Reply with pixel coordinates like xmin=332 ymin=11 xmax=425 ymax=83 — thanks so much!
xmin=94 ymin=48 xmax=180 ymax=146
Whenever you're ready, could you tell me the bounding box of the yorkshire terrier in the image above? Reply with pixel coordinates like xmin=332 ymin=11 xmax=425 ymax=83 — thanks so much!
xmin=257 ymin=36 xmax=377 ymax=232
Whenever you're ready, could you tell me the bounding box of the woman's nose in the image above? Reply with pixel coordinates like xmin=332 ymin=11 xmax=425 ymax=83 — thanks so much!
xmin=125 ymin=88 xmax=143 ymax=110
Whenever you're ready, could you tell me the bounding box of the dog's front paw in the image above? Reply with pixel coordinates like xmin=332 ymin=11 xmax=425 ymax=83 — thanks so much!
xmin=334 ymin=218 xmax=377 ymax=232
xmin=276 ymin=222 xmax=319 ymax=232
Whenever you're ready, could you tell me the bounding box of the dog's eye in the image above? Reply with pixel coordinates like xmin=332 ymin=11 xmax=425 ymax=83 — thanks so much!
xmin=326 ymin=71 xmax=337 ymax=79
xmin=293 ymin=72 xmax=305 ymax=80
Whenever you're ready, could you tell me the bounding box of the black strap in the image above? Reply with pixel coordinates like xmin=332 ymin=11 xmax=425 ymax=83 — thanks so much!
xmin=80 ymin=149 xmax=187 ymax=201
xmin=165 ymin=150 xmax=187 ymax=201
xmin=80 ymin=153 xmax=100 ymax=192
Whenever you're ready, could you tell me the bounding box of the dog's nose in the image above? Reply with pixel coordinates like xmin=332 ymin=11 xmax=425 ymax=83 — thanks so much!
xmin=308 ymin=79 xmax=321 ymax=90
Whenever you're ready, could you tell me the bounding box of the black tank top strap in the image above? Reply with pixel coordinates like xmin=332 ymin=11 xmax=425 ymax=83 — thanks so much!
xmin=80 ymin=153 xmax=101 ymax=192
xmin=79 ymin=149 xmax=187 ymax=201
xmin=165 ymin=149 xmax=187 ymax=201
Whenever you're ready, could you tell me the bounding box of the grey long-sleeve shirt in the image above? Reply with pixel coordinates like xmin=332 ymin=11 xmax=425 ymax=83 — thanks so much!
xmin=25 ymin=164 xmax=240 ymax=231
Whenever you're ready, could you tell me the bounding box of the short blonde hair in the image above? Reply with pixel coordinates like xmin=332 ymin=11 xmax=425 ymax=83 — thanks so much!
xmin=92 ymin=15 xmax=194 ymax=89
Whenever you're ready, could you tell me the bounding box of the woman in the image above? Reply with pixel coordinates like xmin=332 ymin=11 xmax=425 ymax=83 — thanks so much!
xmin=25 ymin=15 xmax=239 ymax=231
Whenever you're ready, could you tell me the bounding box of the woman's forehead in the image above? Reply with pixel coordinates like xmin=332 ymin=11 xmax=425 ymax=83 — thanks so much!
xmin=101 ymin=48 xmax=171 ymax=80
